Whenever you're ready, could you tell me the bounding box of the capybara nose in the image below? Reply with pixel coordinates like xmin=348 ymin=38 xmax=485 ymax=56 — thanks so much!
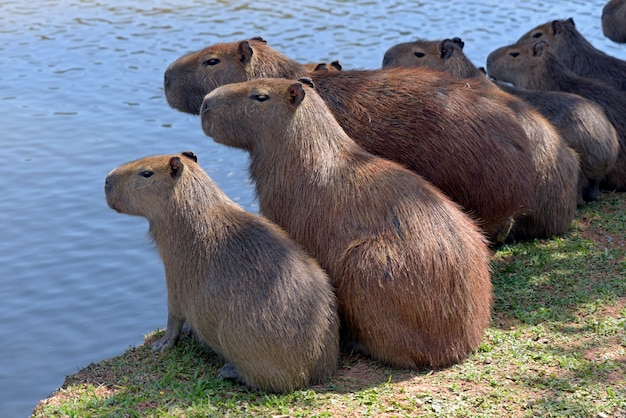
xmin=201 ymin=99 xmax=210 ymax=114
xmin=163 ymin=69 xmax=171 ymax=88
xmin=104 ymin=176 xmax=115 ymax=195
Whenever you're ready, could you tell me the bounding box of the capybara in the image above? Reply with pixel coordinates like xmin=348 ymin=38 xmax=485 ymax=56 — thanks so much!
xmin=486 ymin=40 xmax=626 ymax=192
xmin=104 ymin=151 xmax=340 ymax=392
xmin=384 ymin=36 xmax=619 ymax=203
xmin=516 ymin=18 xmax=626 ymax=92
xmin=200 ymin=77 xmax=493 ymax=369
xmin=382 ymin=37 xmax=579 ymax=238
xmin=495 ymin=82 xmax=619 ymax=202
xmin=302 ymin=60 xmax=343 ymax=72
xmin=603 ymin=0 xmax=626 ymax=43
xmin=164 ymin=37 xmax=536 ymax=242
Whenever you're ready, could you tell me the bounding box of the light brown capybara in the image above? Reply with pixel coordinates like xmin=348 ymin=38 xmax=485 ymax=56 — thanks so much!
xmin=516 ymin=18 xmax=626 ymax=92
xmin=603 ymin=0 xmax=626 ymax=43
xmin=163 ymin=37 xmax=536 ymax=243
xmin=383 ymin=36 xmax=619 ymax=203
xmin=382 ymin=37 xmax=579 ymax=239
xmin=486 ymin=40 xmax=626 ymax=193
xmin=200 ymin=77 xmax=493 ymax=369
xmin=104 ymin=151 xmax=340 ymax=392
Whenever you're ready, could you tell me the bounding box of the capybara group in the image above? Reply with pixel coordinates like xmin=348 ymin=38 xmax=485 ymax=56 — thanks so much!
xmin=200 ymin=77 xmax=493 ymax=369
xmin=516 ymin=18 xmax=626 ymax=92
xmin=602 ymin=0 xmax=626 ymax=43
xmin=383 ymin=36 xmax=619 ymax=203
xmin=382 ymin=37 xmax=579 ymax=239
xmin=104 ymin=151 xmax=340 ymax=392
xmin=164 ymin=37 xmax=536 ymax=242
xmin=486 ymin=40 xmax=626 ymax=192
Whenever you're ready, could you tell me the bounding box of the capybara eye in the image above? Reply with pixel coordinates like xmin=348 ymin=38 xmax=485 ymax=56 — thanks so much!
xmin=202 ymin=58 xmax=220 ymax=66
xmin=252 ymin=94 xmax=270 ymax=102
xmin=532 ymin=32 xmax=543 ymax=39
xmin=413 ymin=52 xmax=425 ymax=58
xmin=509 ymin=52 xmax=520 ymax=58
xmin=139 ymin=170 xmax=154 ymax=178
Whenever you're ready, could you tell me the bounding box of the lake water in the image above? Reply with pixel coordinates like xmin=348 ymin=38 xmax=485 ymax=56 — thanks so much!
xmin=1 ymin=0 xmax=624 ymax=416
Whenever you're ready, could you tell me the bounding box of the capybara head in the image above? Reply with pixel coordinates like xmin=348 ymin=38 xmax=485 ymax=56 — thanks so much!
xmin=517 ymin=17 xmax=576 ymax=45
xmin=105 ymin=151 xmax=198 ymax=218
xmin=201 ymin=78 xmax=321 ymax=152
xmin=603 ymin=0 xmax=626 ymax=43
xmin=164 ymin=37 xmax=302 ymax=114
xmin=486 ymin=40 xmax=553 ymax=89
xmin=382 ymin=37 xmax=482 ymax=78
xmin=302 ymin=60 xmax=343 ymax=73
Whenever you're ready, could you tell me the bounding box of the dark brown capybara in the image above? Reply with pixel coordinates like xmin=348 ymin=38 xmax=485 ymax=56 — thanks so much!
xmin=383 ymin=36 xmax=619 ymax=203
xmin=163 ymin=37 xmax=536 ymax=242
xmin=603 ymin=0 xmax=626 ymax=43
xmin=104 ymin=151 xmax=340 ymax=392
xmin=486 ymin=40 xmax=626 ymax=192
xmin=495 ymin=82 xmax=619 ymax=202
xmin=200 ymin=77 xmax=493 ymax=369
xmin=382 ymin=37 xmax=579 ymax=238
xmin=516 ymin=18 xmax=626 ymax=92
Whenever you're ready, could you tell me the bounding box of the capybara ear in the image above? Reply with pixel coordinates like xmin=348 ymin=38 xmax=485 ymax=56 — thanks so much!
xmin=298 ymin=77 xmax=315 ymax=89
xmin=288 ymin=82 xmax=306 ymax=107
xmin=440 ymin=39 xmax=456 ymax=59
xmin=237 ymin=40 xmax=254 ymax=64
xmin=532 ymin=40 xmax=548 ymax=57
xmin=169 ymin=156 xmax=185 ymax=179
xmin=451 ymin=37 xmax=465 ymax=50
xmin=313 ymin=63 xmax=328 ymax=72
xmin=181 ymin=150 xmax=198 ymax=163
xmin=330 ymin=60 xmax=342 ymax=71
xmin=250 ymin=36 xmax=267 ymax=43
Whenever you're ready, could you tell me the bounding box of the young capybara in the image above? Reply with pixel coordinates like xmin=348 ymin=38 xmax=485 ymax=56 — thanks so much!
xmin=382 ymin=37 xmax=579 ymax=238
xmin=104 ymin=151 xmax=340 ymax=392
xmin=602 ymin=0 xmax=626 ymax=43
xmin=516 ymin=18 xmax=626 ymax=92
xmin=383 ymin=36 xmax=619 ymax=203
xmin=200 ymin=77 xmax=493 ymax=369
xmin=486 ymin=40 xmax=626 ymax=192
xmin=163 ymin=37 xmax=536 ymax=242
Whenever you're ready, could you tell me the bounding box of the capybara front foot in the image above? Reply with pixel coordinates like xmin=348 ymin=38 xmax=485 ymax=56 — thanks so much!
xmin=150 ymin=334 xmax=178 ymax=353
xmin=218 ymin=362 xmax=244 ymax=383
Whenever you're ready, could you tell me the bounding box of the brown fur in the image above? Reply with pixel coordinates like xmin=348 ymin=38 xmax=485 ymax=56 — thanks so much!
xmin=385 ymin=38 xmax=616 ymax=201
xmin=516 ymin=18 xmax=626 ymax=91
xmin=302 ymin=60 xmax=343 ymax=72
xmin=164 ymin=38 xmax=536 ymax=241
xmin=104 ymin=151 xmax=340 ymax=392
xmin=382 ymin=37 xmax=579 ymax=238
xmin=486 ymin=40 xmax=626 ymax=192
xmin=200 ymin=77 xmax=493 ymax=369
xmin=603 ymin=0 xmax=626 ymax=43
xmin=496 ymin=82 xmax=619 ymax=202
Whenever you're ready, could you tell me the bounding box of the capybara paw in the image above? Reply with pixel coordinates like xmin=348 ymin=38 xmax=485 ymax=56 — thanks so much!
xmin=218 ymin=362 xmax=242 ymax=382
xmin=150 ymin=336 xmax=176 ymax=353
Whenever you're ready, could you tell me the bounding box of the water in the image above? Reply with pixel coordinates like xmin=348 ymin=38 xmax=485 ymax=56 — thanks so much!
xmin=1 ymin=0 xmax=623 ymax=416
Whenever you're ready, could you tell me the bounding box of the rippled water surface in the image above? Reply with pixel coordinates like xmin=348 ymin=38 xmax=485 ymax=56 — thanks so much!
xmin=1 ymin=0 xmax=623 ymax=415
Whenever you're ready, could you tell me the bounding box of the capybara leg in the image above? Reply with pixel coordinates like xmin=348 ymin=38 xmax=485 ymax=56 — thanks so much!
xmin=218 ymin=362 xmax=244 ymax=383
xmin=151 ymin=312 xmax=185 ymax=352
xmin=583 ymin=178 xmax=600 ymax=202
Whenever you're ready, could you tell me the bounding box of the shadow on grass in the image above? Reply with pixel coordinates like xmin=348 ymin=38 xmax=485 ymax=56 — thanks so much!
xmin=491 ymin=192 xmax=626 ymax=329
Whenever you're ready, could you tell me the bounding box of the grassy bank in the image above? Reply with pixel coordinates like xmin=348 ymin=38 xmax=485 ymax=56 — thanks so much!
xmin=33 ymin=192 xmax=626 ymax=417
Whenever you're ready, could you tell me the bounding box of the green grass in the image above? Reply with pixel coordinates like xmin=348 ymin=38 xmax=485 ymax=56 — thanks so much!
xmin=33 ymin=192 xmax=626 ymax=417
